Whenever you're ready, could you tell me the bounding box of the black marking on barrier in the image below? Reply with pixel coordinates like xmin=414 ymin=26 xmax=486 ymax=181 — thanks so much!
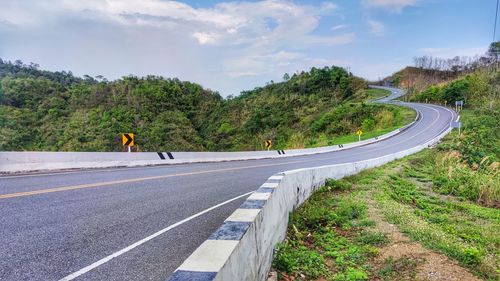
xmin=338 ymin=144 xmax=344 ymax=148
xmin=209 ymin=221 xmax=252 ymax=240
xmin=240 ymin=199 xmax=266 ymax=209
xmin=157 ymin=152 xmax=166 ymax=160
xmin=167 ymin=270 xmax=216 ymax=281
xmin=166 ymin=152 xmax=174 ymax=159
xmin=277 ymin=150 xmax=282 ymax=155
xmin=281 ymin=150 xmax=285 ymax=154
xmin=256 ymin=187 xmax=275 ymax=193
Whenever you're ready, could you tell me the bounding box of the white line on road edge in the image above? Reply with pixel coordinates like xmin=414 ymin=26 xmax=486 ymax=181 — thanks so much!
xmin=58 ymin=191 xmax=254 ymax=281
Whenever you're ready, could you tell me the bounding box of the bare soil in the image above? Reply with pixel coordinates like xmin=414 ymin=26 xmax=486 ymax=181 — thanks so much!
xmin=366 ymin=197 xmax=480 ymax=281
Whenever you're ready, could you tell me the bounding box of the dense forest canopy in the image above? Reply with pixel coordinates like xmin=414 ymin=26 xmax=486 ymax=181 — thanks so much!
xmin=0 ymin=59 xmax=407 ymax=152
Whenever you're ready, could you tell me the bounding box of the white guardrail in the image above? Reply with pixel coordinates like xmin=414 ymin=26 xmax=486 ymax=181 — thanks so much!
xmin=166 ymin=123 xmax=453 ymax=281
xmin=0 ymin=111 xmax=419 ymax=174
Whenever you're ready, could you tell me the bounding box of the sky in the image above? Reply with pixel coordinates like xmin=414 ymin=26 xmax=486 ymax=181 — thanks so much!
xmin=0 ymin=0 xmax=496 ymax=96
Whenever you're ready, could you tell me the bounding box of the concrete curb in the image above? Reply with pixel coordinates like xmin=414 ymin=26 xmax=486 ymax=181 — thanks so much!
xmin=166 ymin=123 xmax=453 ymax=281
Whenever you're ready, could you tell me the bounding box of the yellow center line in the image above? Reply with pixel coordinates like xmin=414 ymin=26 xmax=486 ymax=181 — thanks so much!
xmin=0 ymin=159 xmax=313 ymax=200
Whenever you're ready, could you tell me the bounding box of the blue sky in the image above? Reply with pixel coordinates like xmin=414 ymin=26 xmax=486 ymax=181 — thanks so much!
xmin=0 ymin=0 xmax=496 ymax=96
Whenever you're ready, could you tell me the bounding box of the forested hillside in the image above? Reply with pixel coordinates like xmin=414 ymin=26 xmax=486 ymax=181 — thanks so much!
xmin=0 ymin=59 xmax=411 ymax=152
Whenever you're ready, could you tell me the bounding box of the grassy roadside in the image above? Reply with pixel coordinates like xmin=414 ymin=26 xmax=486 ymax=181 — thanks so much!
xmin=272 ymin=133 xmax=499 ymax=280
xmin=272 ymin=68 xmax=499 ymax=280
xmin=305 ymin=103 xmax=416 ymax=148
xmin=356 ymin=88 xmax=392 ymax=100
xmin=327 ymin=88 xmax=415 ymax=146
xmin=273 ymin=180 xmax=384 ymax=280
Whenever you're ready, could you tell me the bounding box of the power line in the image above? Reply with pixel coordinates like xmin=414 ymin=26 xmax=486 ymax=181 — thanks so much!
xmin=495 ymin=0 xmax=499 ymax=41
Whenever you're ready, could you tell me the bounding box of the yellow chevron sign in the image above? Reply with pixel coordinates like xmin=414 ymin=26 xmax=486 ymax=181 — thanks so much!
xmin=122 ymin=133 xmax=135 ymax=146
xmin=265 ymin=140 xmax=272 ymax=148
xmin=356 ymin=130 xmax=363 ymax=136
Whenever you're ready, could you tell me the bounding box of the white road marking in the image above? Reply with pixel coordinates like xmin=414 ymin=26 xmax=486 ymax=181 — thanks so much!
xmin=58 ymin=191 xmax=253 ymax=281
xmin=261 ymin=182 xmax=279 ymax=188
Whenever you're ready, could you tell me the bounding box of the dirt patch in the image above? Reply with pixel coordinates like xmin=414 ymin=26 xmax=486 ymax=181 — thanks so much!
xmin=365 ymin=197 xmax=480 ymax=281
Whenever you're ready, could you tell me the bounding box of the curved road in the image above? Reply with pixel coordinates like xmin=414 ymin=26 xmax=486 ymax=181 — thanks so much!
xmin=0 ymin=88 xmax=455 ymax=281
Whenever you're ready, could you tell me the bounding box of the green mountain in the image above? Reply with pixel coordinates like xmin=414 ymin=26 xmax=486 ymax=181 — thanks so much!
xmin=0 ymin=59 xmax=410 ymax=152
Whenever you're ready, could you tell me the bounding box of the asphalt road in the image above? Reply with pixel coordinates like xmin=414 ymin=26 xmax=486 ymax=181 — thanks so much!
xmin=0 ymin=88 xmax=456 ymax=281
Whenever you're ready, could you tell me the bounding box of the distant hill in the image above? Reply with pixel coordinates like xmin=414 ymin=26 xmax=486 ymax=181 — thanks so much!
xmin=0 ymin=59 xmax=410 ymax=152
xmin=381 ymin=66 xmax=460 ymax=92
xmin=381 ymin=42 xmax=499 ymax=92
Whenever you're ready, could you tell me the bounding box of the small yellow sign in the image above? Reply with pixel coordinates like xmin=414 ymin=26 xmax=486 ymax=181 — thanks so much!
xmin=122 ymin=133 xmax=135 ymax=146
xmin=265 ymin=139 xmax=272 ymax=148
xmin=356 ymin=130 xmax=363 ymax=136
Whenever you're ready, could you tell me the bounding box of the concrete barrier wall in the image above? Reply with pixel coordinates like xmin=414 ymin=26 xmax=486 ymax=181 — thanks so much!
xmin=0 ymin=119 xmax=416 ymax=173
xmin=1 ymin=86 xmax=420 ymax=174
xmin=166 ymin=125 xmax=451 ymax=281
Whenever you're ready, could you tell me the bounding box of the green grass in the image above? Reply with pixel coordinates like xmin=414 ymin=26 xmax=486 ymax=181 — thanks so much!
xmin=356 ymin=88 xmax=392 ymax=100
xmin=273 ymin=146 xmax=499 ymax=280
xmin=306 ymin=104 xmax=416 ymax=147
xmin=327 ymin=125 xmax=401 ymax=145
xmin=273 ymin=181 xmax=388 ymax=280
xmin=354 ymin=151 xmax=499 ymax=280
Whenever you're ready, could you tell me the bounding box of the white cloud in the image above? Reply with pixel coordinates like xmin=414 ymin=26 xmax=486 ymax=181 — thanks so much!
xmin=0 ymin=0 xmax=356 ymax=96
xmin=368 ymin=20 xmax=385 ymax=36
xmin=226 ymin=71 xmax=261 ymax=77
xmin=265 ymin=51 xmax=303 ymax=61
xmin=417 ymin=47 xmax=488 ymax=58
xmin=192 ymin=32 xmax=218 ymax=45
xmin=363 ymin=0 xmax=419 ymax=11
xmin=331 ymin=24 xmax=349 ymax=31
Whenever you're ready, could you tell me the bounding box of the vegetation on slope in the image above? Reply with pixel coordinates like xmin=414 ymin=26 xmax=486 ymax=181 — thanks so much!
xmin=0 ymin=59 xmax=413 ymax=152
xmin=273 ymin=153 xmax=499 ymax=280
xmin=409 ymin=69 xmax=499 ymax=206
xmin=273 ymin=68 xmax=499 ymax=280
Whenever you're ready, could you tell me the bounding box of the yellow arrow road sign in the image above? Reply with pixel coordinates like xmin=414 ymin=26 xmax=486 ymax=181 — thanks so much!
xmin=356 ymin=130 xmax=363 ymax=136
xmin=122 ymin=133 xmax=135 ymax=146
xmin=265 ymin=140 xmax=272 ymax=148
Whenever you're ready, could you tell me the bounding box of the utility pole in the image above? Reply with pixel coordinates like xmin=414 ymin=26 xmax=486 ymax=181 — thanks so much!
xmin=494 ymin=0 xmax=499 ymax=41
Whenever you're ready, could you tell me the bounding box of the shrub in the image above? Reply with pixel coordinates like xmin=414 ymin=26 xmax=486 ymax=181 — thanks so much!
xmin=273 ymin=244 xmax=329 ymax=278
xmin=326 ymin=179 xmax=353 ymax=191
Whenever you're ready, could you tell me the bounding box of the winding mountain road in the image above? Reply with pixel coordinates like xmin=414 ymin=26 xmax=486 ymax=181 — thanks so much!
xmin=0 ymin=87 xmax=455 ymax=281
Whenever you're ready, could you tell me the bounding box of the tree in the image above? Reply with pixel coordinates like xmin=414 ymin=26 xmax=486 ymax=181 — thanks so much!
xmin=283 ymin=73 xmax=290 ymax=81
xmin=443 ymin=79 xmax=469 ymax=104
xmin=487 ymin=41 xmax=500 ymax=62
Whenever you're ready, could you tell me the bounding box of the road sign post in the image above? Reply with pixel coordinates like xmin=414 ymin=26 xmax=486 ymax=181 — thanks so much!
xmin=265 ymin=140 xmax=272 ymax=151
xmin=451 ymin=121 xmax=462 ymax=135
xmin=356 ymin=130 xmax=363 ymax=142
xmin=122 ymin=133 xmax=135 ymax=152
